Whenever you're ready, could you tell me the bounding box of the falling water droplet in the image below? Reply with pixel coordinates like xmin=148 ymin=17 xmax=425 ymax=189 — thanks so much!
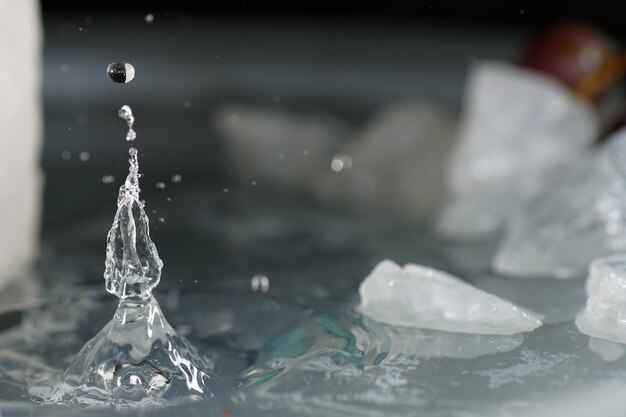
xmin=106 ymin=62 xmax=135 ymax=84
xmin=144 ymin=13 xmax=154 ymax=24
xmin=156 ymin=182 xmax=166 ymax=189
xmin=118 ymin=105 xmax=136 ymax=141
xmin=330 ymin=154 xmax=352 ymax=172
xmin=251 ymin=275 xmax=270 ymax=293
xmin=171 ymin=174 xmax=182 ymax=183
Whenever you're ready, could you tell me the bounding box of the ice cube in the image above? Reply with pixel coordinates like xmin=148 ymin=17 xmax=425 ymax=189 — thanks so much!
xmin=358 ymin=260 xmax=543 ymax=335
xmin=439 ymin=62 xmax=598 ymax=239
xmin=576 ymin=255 xmax=626 ymax=344
xmin=493 ymin=128 xmax=626 ymax=279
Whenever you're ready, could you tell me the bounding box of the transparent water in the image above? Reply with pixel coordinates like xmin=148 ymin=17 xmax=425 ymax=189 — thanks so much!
xmin=2 ymin=181 xmax=625 ymax=416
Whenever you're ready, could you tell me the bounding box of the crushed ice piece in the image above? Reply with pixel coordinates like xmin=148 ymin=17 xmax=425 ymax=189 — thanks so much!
xmin=358 ymin=260 xmax=543 ymax=335
xmin=493 ymin=128 xmax=626 ymax=279
xmin=438 ymin=61 xmax=597 ymax=239
xmin=576 ymin=255 xmax=626 ymax=344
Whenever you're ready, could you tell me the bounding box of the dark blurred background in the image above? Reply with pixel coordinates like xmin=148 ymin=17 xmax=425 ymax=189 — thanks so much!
xmin=39 ymin=1 xmax=626 ymax=234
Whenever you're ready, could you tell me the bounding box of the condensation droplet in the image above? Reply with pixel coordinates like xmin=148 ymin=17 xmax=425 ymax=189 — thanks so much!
xmin=251 ymin=275 xmax=270 ymax=293
xmin=107 ymin=62 xmax=135 ymax=83
xmin=331 ymin=154 xmax=352 ymax=172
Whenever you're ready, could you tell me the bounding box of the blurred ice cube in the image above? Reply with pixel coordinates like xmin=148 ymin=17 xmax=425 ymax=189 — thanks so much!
xmin=493 ymin=128 xmax=626 ymax=279
xmin=314 ymin=101 xmax=455 ymax=217
xmin=439 ymin=62 xmax=598 ymax=239
xmin=213 ymin=104 xmax=350 ymax=189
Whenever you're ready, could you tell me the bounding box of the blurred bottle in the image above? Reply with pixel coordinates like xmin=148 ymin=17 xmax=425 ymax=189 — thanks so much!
xmin=0 ymin=0 xmax=43 ymax=290
xmin=521 ymin=21 xmax=626 ymax=134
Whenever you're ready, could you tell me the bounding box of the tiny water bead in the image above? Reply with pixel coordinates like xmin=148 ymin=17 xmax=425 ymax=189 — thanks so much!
xmin=331 ymin=154 xmax=353 ymax=172
xmin=171 ymin=174 xmax=182 ymax=183
xmin=118 ymin=105 xmax=136 ymax=141
xmin=144 ymin=13 xmax=154 ymax=24
xmin=156 ymin=182 xmax=166 ymax=189
xmin=106 ymin=62 xmax=135 ymax=84
xmin=251 ymin=275 xmax=270 ymax=293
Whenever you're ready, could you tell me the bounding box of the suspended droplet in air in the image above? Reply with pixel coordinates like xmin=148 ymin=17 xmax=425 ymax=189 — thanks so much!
xmin=251 ymin=275 xmax=270 ymax=293
xmin=118 ymin=105 xmax=136 ymax=141
xmin=106 ymin=62 xmax=135 ymax=84
xmin=330 ymin=154 xmax=353 ymax=172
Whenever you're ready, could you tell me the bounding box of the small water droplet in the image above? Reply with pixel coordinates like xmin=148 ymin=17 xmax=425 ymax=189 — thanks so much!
xmin=166 ymin=197 xmax=172 ymax=202
xmin=79 ymin=151 xmax=90 ymax=162
xmin=251 ymin=181 xmax=257 ymax=186
xmin=158 ymin=217 xmax=165 ymax=223
xmin=223 ymin=188 xmax=229 ymax=193
xmin=118 ymin=105 xmax=136 ymax=141
xmin=182 ymin=100 xmax=192 ymax=109
xmin=331 ymin=154 xmax=352 ymax=172
xmin=61 ymin=64 xmax=70 ymax=73
xmin=102 ymin=175 xmax=115 ymax=184
xmin=61 ymin=151 xmax=72 ymax=160
xmin=156 ymin=182 xmax=166 ymax=189
xmin=171 ymin=174 xmax=182 ymax=183
xmin=251 ymin=275 xmax=270 ymax=293
xmin=144 ymin=13 xmax=155 ymax=23
xmin=229 ymin=114 xmax=239 ymax=124
xmin=107 ymin=62 xmax=135 ymax=83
